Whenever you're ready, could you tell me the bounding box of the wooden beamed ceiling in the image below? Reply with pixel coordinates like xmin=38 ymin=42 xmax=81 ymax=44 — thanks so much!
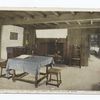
xmin=0 ymin=11 xmax=100 ymax=29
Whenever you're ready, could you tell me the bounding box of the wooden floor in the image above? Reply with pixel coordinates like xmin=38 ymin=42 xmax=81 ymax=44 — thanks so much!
xmin=0 ymin=55 xmax=100 ymax=93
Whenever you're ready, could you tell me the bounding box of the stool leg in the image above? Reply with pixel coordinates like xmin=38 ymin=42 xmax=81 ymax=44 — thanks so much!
xmin=49 ymin=74 xmax=52 ymax=81
xmin=56 ymin=74 xmax=59 ymax=87
xmin=12 ymin=70 xmax=16 ymax=81
xmin=0 ymin=67 xmax=2 ymax=77
xmin=59 ymin=72 xmax=62 ymax=83
xmin=80 ymin=61 xmax=81 ymax=68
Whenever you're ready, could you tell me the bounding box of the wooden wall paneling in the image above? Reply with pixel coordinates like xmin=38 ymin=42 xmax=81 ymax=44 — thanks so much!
xmin=67 ymin=29 xmax=81 ymax=65
xmin=37 ymin=38 xmax=66 ymax=59
xmin=23 ymin=28 xmax=29 ymax=46
xmin=38 ymin=42 xmax=48 ymax=56
xmin=0 ymin=26 xmax=2 ymax=58
xmin=23 ymin=27 xmax=36 ymax=54
xmin=81 ymin=29 xmax=89 ymax=66
xmin=62 ymin=42 xmax=65 ymax=57
xmin=65 ymin=30 xmax=71 ymax=65
xmin=68 ymin=28 xmax=90 ymax=66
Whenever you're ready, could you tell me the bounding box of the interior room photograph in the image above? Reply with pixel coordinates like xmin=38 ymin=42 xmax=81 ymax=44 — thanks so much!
xmin=0 ymin=10 xmax=100 ymax=92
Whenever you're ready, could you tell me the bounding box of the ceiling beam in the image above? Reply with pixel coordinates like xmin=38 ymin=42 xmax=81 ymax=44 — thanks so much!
xmin=38 ymin=12 xmax=47 ymax=18
xmin=15 ymin=22 xmax=100 ymax=29
xmin=77 ymin=21 xmax=81 ymax=25
xmin=65 ymin=21 xmax=70 ymax=25
xmin=68 ymin=25 xmax=100 ymax=29
xmin=54 ymin=23 xmax=100 ymax=29
xmin=13 ymin=11 xmax=34 ymax=19
xmin=4 ymin=17 xmax=100 ymax=25
xmin=1 ymin=12 xmax=100 ymax=25
xmin=52 ymin=11 xmax=61 ymax=16
xmin=3 ymin=17 xmax=100 ymax=25
xmin=71 ymin=12 xmax=77 ymax=15
xmin=90 ymin=20 xmax=93 ymax=25
xmin=42 ymin=23 xmax=51 ymax=27
xmin=24 ymin=12 xmax=35 ymax=18
xmin=43 ymin=23 xmax=58 ymax=27
xmin=0 ymin=12 xmax=15 ymax=19
xmin=52 ymin=22 xmax=59 ymax=25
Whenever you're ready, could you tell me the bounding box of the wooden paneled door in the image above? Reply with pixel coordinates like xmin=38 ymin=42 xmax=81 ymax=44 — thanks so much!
xmin=81 ymin=31 xmax=89 ymax=66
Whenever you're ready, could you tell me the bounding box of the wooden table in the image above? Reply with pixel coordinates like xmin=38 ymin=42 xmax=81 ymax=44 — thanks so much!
xmin=6 ymin=56 xmax=54 ymax=88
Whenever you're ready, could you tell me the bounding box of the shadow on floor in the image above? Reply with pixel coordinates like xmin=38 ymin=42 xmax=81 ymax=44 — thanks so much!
xmin=91 ymin=82 xmax=100 ymax=91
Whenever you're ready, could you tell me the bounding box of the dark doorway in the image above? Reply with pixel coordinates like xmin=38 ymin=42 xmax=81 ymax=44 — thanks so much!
xmin=56 ymin=43 xmax=63 ymax=57
xmin=47 ymin=41 xmax=55 ymax=55
xmin=47 ymin=41 xmax=64 ymax=56
xmin=89 ymin=33 xmax=100 ymax=57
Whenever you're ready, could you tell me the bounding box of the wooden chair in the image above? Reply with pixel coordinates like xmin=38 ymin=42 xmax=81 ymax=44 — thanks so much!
xmin=46 ymin=68 xmax=62 ymax=87
xmin=54 ymin=51 xmax=64 ymax=64
xmin=0 ymin=59 xmax=12 ymax=79
xmin=70 ymin=45 xmax=81 ymax=68
xmin=0 ymin=59 xmax=7 ymax=77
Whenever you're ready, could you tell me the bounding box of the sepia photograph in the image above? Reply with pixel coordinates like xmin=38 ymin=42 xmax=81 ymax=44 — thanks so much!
xmin=0 ymin=3 xmax=100 ymax=95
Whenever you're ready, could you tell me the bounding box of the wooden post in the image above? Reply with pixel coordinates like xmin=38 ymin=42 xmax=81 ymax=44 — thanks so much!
xmin=81 ymin=29 xmax=89 ymax=66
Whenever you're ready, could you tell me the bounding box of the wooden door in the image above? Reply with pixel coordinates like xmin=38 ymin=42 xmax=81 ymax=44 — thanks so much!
xmin=81 ymin=31 xmax=89 ymax=66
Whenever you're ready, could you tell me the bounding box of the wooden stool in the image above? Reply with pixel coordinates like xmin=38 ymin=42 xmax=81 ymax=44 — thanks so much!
xmin=46 ymin=68 xmax=62 ymax=87
xmin=0 ymin=59 xmax=7 ymax=77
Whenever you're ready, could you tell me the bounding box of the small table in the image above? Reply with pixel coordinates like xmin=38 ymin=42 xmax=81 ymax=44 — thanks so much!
xmin=0 ymin=59 xmax=7 ymax=77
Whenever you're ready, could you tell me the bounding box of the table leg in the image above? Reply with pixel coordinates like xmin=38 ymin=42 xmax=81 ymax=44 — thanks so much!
xmin=35 ymin=71 xmax=38 ymax=88
xmin=46 ymin=64 xmax=53 ymax=85
xmin=46 ymin=65 xmax=49 ymax=85
xmin=12 ymin=69 xmax=16 ymax=82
